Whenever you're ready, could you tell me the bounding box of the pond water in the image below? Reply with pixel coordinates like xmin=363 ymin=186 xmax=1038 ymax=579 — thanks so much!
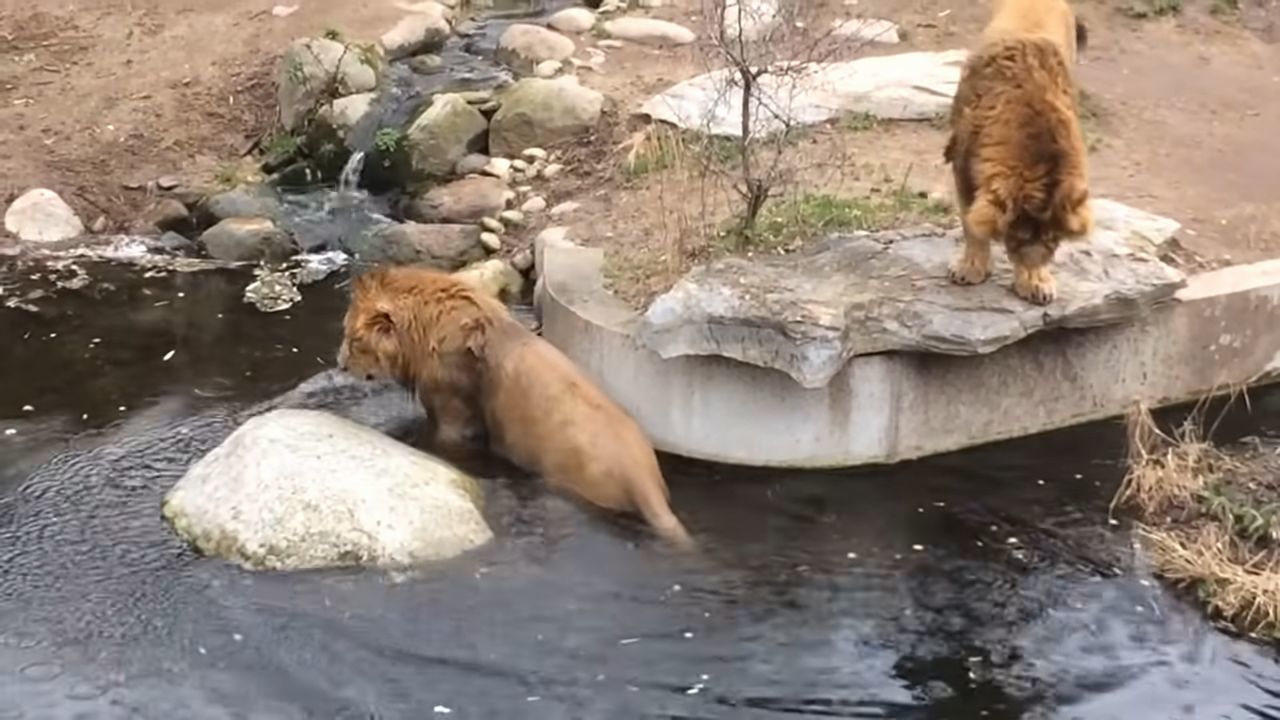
xmin=0 ymin=264 xmax=1277 ymax=720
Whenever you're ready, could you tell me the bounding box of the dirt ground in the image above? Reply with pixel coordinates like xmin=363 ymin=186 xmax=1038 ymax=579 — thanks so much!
xmin=3 ymin=0 xmax=1280 ymax=299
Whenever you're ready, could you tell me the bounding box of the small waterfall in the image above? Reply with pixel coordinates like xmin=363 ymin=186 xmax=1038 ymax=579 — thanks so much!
xmin=338 ymin=151 xmax=366 ymax=195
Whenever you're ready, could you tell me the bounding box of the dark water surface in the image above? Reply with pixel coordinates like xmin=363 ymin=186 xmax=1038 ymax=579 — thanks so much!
xmin=1 ymin=265 xmax=1278 ymax=720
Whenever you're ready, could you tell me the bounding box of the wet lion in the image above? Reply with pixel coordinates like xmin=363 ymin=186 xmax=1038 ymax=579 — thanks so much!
xmin=944 ymin=0 xmax=1092 ymax=305
xmin=337 ymin=265 xmax=694 ymax=549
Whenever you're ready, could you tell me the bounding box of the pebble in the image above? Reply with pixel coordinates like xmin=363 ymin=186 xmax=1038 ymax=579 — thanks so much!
xmin=480 ymin=217 xmax=505 ymax=234
xmin=511 ymin=159 xmax=530 ymax=172
xmin=541 ymin=163 xmax=565 ymax=179
xmin=521 ymin=147 xmax=548 ymax=161
xmin=597 ymin=39 xmax=625 ymax=49
xmin=515 ymin=185 xmax=534 ymax=195
xmin=483 ymin=157 xmax=513 ymax=181
xmin=534 ymin=60 xmax=563 ymax=78
xmin=479 ymin=232 xmax=502 ymax=251
xmin=499 ymin=210 xmax=526 ymax=226
xmin=549 ymin=200 xmax=579 ymax=218
xmin=521 ymin=196 xmax=548 ymax=213
xmin=512 ymin=249 xmax=535 ymax=273
xmin=156 ymin=175 xmax=182 ymax=190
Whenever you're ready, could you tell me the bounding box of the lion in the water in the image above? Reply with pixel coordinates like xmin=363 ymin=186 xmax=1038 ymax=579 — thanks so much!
xmin=337 ymin=265 xmax=693 ymax=549
xmin=944 ymin=0 xmax=1092 ymax=305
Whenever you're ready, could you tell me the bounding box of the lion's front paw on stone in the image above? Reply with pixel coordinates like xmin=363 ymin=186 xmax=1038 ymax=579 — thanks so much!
xmin=1013 ymin=268 xmax=1057 ymax=305
xmin=948 ymin=257 xmax=991 ymax=286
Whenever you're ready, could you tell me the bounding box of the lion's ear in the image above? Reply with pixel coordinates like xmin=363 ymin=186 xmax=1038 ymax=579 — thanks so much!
xmin=364 ymin=306 xmax=396 ymax=335
xmin=459 ymin=317 xmax=488 ymax=355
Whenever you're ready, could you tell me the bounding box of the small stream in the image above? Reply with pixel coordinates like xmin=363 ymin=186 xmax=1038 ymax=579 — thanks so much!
xmin=0 ymin=265 xmax=1278 ymax=719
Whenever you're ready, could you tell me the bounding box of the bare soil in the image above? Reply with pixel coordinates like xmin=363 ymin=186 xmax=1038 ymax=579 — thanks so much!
xmin=3 ymin=0 xmax=1280 ymax=303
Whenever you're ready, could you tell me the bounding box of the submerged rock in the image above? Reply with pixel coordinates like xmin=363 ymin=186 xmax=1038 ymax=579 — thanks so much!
xmin=277 ymin=38 xmax=380 ymax=131
xmin=404 ymin=94 xmax=489 ymax=177
xmin=639 ymin=49 xmax=966 ymax=136
xmin=489 ymin=76 xmax=604 ymax=157
xmin=638 ymin=200 xmax=1187 ymax=389
xmin=162 ymin=408 xmax=493 ymax=571
xmin=4 ymin=188 xmax=84 ymax=243
xmin=405 ymin=176 xmax=509 ymax=224
xmin=200 ymin=217 xmax=297 ymax=263
xmin=349 ymin=222 xmax=487 ymax=269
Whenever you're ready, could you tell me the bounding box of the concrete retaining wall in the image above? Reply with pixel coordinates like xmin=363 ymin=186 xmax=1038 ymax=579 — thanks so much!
xmin=540 ymin=243 xmax=1280 ymax=468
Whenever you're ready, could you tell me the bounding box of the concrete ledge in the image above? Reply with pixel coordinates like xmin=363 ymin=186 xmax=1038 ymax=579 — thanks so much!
xmin=540 ymin=243 xmax=1280 ymax=468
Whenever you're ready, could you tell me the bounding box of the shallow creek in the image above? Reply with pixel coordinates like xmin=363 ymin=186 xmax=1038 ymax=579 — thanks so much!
xmin=0 ymin=264 xmax=1277 ymax=719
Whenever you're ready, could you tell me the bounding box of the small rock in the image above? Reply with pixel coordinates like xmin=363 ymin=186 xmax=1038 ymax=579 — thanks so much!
xmin=161 ymin=408 xmax=492 ymax=571
xmin=200 ymin=217 xmax=297 ymax=263
xmin=405 ymin=176 xmax=510 ymax=224
xmin=597 ymin=39 xmax=625 ymax=49
xmin=317 ymin=92 xmax=377 ymax=139
xmin=156 ymin=175 xmax=182 ymax=191
xmin=452 ymin=258 xmax=524 ymax=301
xmin=89 ymin=216 xmax=108 ymax=234
xmin=483 ymin=157 xmax=514 ymax=181
xmin=156 ymin=231 xmax=198 ymax=256
xmin=511 ymin=248 xmax=535 ymax=273
xmin=456 ymin=89 xmax=494 ymax=105
xmin=548 ymin=7 xmax=597 ymax=34
xmin=349 ymin=222 xmax=487 ymax=269
xmin=479 ymin=231 xmax=502 ymax=252
xmin=549 ymin=200 xmax=579 ymax=218
xmin=502 ymin=190 xmax=518 ymax=205
xmin=3 ymin=188 xmax=84 ymax=243
xmin=404 ymin=94 xmax=489 ymax=177
xmin=480 ymin=217 xmax=505 ymax=234
xmin=601 ymin=18 xmax=697 ymax=46
xmin=520 ymin=196 xmax=548 ymax=214
xmin=635 ymin=0 xmax=668 ymax=6
xmin=541 ymin=163 xmax=565 ymax=179
xmin=521 ymin=147 xmax=548 ymax=161
xmin=408 ymin=54 xmax=445 ymax=74
xmin=831 ymin=18 xmax=901 ymax=44
xmin=140 ymin=198 xmax=192 ymax=234
xmin=515 ymin=185 xmax=533 ymax=195
xmin=533 ymin=59 xmax=563 ymax=78
xmin=380 ymin=5 xmax=452 ymax=60
xmin=497 ymin=23 xmax=576 ymax=73
xmin=499 ymin=209 xmax=525 ymax=226
xmin=511 ymin=158 xmax=531 ymax=172
xmin=455 ymin=153 xmax=491 ymax=176
xmin=489 ymin=76 xmax=605 ymax=157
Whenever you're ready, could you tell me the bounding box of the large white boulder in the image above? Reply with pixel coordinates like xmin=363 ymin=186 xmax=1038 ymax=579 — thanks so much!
xmin=4 ymin=188 xmax=84 ymax=242
xmin=162 ymin=408 xmax=493 ymax=571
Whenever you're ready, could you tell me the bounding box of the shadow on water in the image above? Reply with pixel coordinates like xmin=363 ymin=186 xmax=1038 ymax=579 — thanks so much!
xmin=0 ymin=266 xmax=1278 ymax=719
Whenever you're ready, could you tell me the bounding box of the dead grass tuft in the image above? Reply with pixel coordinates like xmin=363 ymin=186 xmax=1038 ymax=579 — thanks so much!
xmin=1141 ymin=524 xmax=1280 ymax=639
xmin=1113 ymin=402 xmax=1231 ymax=517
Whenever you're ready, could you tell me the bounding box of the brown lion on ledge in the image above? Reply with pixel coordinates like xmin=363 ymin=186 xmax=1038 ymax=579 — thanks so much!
xmin=944 ymin=0 xmax=1092 ymax=305
xmin=337 ymin=265 xmax=694 ymax=550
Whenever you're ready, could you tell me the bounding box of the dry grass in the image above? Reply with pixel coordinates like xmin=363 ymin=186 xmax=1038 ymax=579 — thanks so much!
xmin=1141 ymin=525 xmax=1280 ymax=639
xmin=1116 ymin=398 xmax=1280 ymax=641
xmin=1112 ymin=402 xmax=1231 ymax=517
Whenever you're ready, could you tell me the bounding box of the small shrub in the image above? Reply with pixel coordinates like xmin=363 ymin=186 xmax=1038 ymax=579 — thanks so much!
xmin=322 ymin=28 xmax=344 ymax=41
xmin=374 ymin=128 xmax=404 ymax=155
xmin=1119 ymin=0 xmax=1182 ymax=18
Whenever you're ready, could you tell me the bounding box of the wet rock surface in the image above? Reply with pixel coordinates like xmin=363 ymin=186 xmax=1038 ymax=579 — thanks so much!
xmin=163 ymin=408 xmax=493 ymax=571
xmin=639 ymin=201 xmax=1187 ymax=388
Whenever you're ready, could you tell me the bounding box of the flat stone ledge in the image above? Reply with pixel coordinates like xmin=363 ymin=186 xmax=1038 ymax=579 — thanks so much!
xmin=637 ymin=201 xmax=1187 ymax=389
xmin=540 ymin=241 xmax=1280 ymax=468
